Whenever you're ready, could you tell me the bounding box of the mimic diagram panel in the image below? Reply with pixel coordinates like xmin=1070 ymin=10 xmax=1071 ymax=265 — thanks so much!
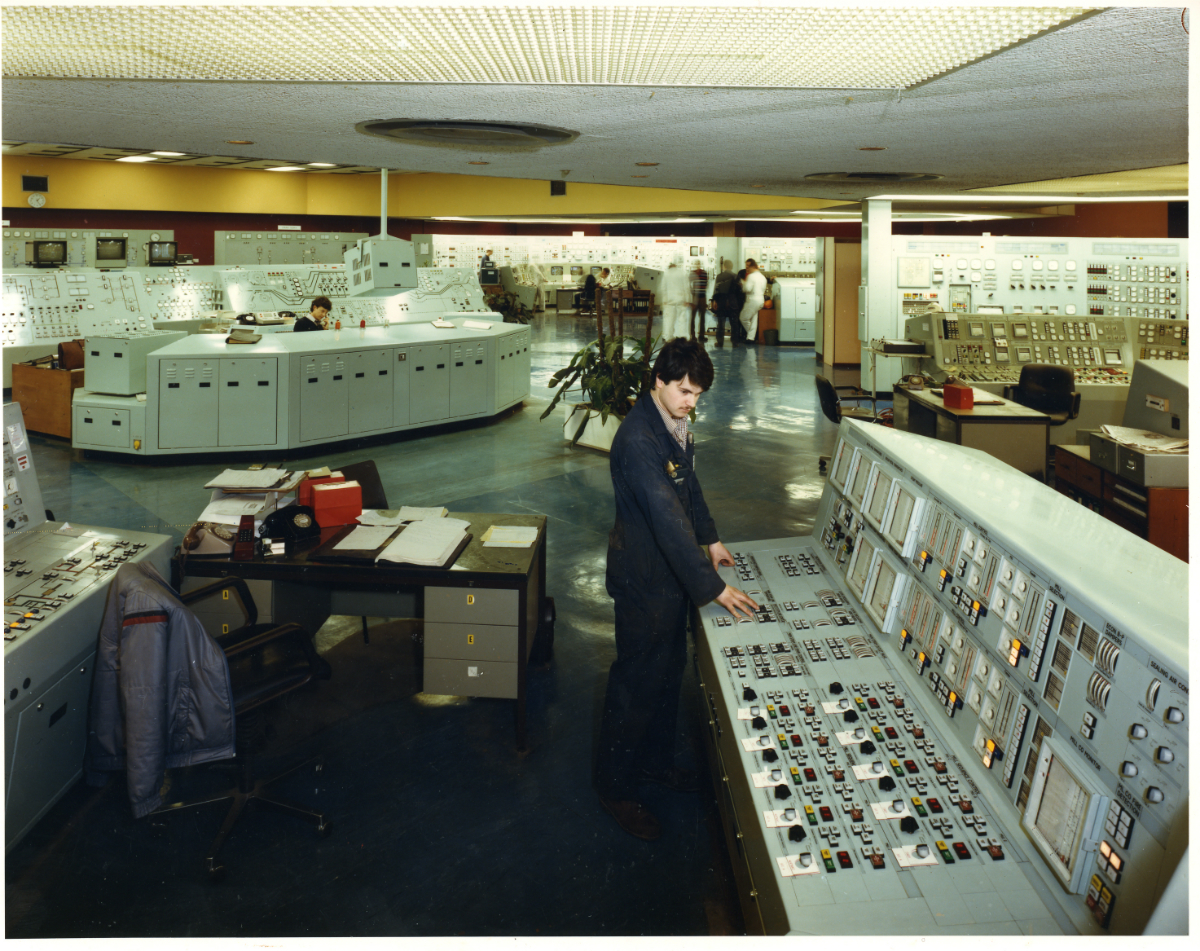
xmin=213 ymin=230 xmax=367 ymax=266
xmin=892 ymin=237 xmax=1188 ymax=330
xmin=695 ymin=421 xmax=1186 ymax=935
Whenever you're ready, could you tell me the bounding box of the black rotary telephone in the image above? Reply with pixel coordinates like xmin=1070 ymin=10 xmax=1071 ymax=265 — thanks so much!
xmin=259 ymin=504 xmax=320 ymax=543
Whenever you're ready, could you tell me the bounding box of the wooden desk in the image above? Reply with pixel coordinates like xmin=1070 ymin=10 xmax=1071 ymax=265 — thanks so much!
xmin=892 ymin=384 xmax=1052 ymax=479
xmin=173 ymin=511 xmax=551 ymax=750
xmin=11 ymin=364 xmax=86 ymax=438
xmin=1053 ymin=445 xmax=1188 ymax=561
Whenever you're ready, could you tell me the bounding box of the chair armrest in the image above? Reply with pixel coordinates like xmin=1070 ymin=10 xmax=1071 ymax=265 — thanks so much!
xmin=221 ymin=621 xmax=331 ymax=681
xmin=180 ymin=577 xmax=258 ymax=628
xmin=1002 ymin=384 xmax=1016 ymax=400
xmin=1069 ymin=391 xmax=1081 ymax=420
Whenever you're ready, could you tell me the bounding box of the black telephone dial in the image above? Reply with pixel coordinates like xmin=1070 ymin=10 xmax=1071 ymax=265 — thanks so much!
xmin=260 ymin=505 xmax=320 ymax=543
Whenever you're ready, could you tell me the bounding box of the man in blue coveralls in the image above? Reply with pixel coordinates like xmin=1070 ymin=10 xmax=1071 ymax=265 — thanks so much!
xmin=595 ymin=338 xmax=758 ymax=840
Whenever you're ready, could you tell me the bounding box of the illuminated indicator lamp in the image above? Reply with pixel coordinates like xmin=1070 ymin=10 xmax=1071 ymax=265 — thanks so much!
xmin=890 ymin=758 xmax=904 ymax=776
xmin=821 ymin=849 xmax=836 ymax=873
xmin=911 ymin=797 xmax=928 ymax=817
xmin=927 ymin=797 xmax=943 ymax=813
xmin=953 ymin=841 xmax=972 ymax=860
xmin=969 ymin=600 xmax=984 ymax=625
xmin=936 ymin=840 xmax=955 ymax=862
xmin=790 ymin=766 xmax=802 ymax=783
xmin=937 ymin=568 xmax=949 ymax=591
xmin=1099 ymin=840 xmax=1111 ymax=858
xmin=804 ymin=804 xmax=818 ymax=825
xmin=982 ymin=738 xmax=998 ymax=768
xmin=946 ymin=691 xmax=960 ymax=717
xmin=1110 ymin=853 xmax=1122 ymax=871
xmin=837 ymin=851 xmax=854 ymax=869
xmin=916 ymin=651 xmax=928 ymax=672
xmin=778 ymin=733 xmax=790 ymax=749
xmin=1008 ymin=638 xmax=1025 ymax=667
xmin=899 ymin=629 xmax=912 ymax=649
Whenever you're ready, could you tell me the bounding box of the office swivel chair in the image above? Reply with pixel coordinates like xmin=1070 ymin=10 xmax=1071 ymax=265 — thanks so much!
xmin=1003 ymin=364 xmax=1080 ymax=474
xmin=154 ymin=577 xmax=332 ymax=882
xmin=815 ymin=374 xmax=877 ymax=472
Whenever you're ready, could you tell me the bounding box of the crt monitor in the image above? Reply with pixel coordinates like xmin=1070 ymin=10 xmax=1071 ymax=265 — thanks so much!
xmin=95 ymin=237 xmax=127 ymax=266
xmin=570 ymin=266 xmax=583 ymax=277
xmin=148 ymin=241 xmax=178 ymax=266
xmin=591 ymin=266 xmax=602 ymax=276
xmin=31 ymin=241 xmax=67 ymax=268
xmin=550 ymin=266 xmax=563 ymax=277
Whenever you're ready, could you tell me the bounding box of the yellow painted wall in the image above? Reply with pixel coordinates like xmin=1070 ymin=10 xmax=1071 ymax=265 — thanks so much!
xmin=3 ymin=155 xmax=837 ymax=217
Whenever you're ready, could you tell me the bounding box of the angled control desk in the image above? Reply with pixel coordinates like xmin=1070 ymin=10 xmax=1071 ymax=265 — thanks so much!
xmin=172 ymin=512 xmax=550 ymax=751
xmin=892 ymin=384 xmax=1051 ymax=479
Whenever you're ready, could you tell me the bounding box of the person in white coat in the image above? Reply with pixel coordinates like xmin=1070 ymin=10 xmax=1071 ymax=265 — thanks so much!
xmin=739 ymin=258 xmax=768 ymax=344
xmin=659 ymin=259 xmax=691 ymax=341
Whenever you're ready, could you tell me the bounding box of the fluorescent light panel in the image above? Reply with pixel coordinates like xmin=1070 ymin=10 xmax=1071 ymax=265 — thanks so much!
xmin=1 ymin=5 xmax=1090 ymax=89
xmin=872 ymin=194 xmax=1186 ymax=203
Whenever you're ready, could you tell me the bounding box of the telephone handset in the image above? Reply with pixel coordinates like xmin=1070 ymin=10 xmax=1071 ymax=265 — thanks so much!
xmin=182 ymin=521 xmax=236 ymax=556
xmin=260 ymin=504 xmax=320 ymax=544
xmin=232 ymin=515 xmax=256 ymax=561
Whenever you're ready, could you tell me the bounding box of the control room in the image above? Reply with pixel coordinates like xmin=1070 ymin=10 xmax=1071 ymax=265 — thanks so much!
xmin=1 ymin=5 xmax=1189 ymax=943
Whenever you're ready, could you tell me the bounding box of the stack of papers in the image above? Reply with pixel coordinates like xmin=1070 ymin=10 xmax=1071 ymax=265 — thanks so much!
xmin=398 ymin=506 xmax=448 ymax=521
xmin=205 ymin=468 xmax=293 ymax=490
xmin=481 ymin=525 xmax=538 ymax=548
xmin=377 ymin=517 xmax=471 ymax=567
xmin=1100 ymin=425 xmax=1189 ymax=454
xmin=356 ymin=509 xmax=408 ymax=527
xmin=198 ymin=490 xmax=272 ymax=526
xmin=333 ymin=525 xmax=401 ymax=551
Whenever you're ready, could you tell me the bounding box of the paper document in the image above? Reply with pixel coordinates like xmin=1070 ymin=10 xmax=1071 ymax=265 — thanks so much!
xmin=481 ymin=525 xmax=538 ymax=548
xmin=1100 ymin=425 xmax=1188 ymax=454
xmin=397 ymin=506 xmax=449 ymax=521
xmin=199 ymin=491 xmax=269 ymax=526
xmin=356 ymin=509 xmax=408 ymax=527
xmin=971 ymin=388 xmax=1005 ymax=405
xmin=334 ymin=525 xmax=400 ymax=551
xmin=205 ymin=468 xmax=291 ymax=490
xmin=377 ymin=517 xmax=469 ymax=567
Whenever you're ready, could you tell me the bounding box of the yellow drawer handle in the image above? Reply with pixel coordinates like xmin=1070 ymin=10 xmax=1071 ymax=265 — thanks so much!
xmin=467 ymin=594 xmax=475 ymax=606
xmin=468 ymin=634 xmax=475 ymax=645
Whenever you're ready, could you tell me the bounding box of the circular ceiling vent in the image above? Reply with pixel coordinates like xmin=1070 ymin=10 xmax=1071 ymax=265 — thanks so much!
xmin=804 ymin=171 xmax=944 ymax=183
xmin=356 ymin=119 xmax=579 ymax=150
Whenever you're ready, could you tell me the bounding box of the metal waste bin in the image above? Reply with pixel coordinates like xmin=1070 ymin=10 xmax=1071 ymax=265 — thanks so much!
xmin=763 ymin=329 xmax=780 ymax=346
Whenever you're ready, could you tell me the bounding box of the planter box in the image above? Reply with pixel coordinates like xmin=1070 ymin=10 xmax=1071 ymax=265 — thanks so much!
xmin=563 ymin=404 xmax=622 ymax=452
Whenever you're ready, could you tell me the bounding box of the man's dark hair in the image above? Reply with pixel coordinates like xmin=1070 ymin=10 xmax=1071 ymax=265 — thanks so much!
xmin=745 ymin=258 xmax=758 ymax=268
xmin=311 ymin=296 xmax=333 ymax=312
xmin=651 ymin=338 xmax=714 ymax=392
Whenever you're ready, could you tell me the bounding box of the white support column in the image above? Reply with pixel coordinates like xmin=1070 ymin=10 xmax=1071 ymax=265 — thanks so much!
xmin=860 ymin=199 xmax=899 ymax=393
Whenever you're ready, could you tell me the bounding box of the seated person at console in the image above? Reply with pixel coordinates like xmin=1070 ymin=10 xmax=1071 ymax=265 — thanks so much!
xmin=294 ymin=296 xmax=332 ymax=332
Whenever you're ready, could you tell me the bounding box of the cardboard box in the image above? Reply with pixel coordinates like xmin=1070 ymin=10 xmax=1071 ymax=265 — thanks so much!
xmin=312 ymin=480 xmax=362 ymax=527
xmin=943 ymin=383 xmax=974 ymax=410
xmin=298 ymin=473 xmax=345 ymax=507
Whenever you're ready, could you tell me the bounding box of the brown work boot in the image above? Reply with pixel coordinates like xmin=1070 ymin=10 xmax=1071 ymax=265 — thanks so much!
xmin=599 ymin=796 xmax=661 ymax=840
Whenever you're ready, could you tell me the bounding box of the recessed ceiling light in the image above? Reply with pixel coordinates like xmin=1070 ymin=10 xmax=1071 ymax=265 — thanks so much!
xmin=635 ymin=162 xmax=659 ymax=167
xmin=116 ymin=155 xmax=157 ymax=162
xmin=308 ymin=162 xmax=336 ymax=167
xmin=151 ymin=151 xmax=185 ymax=157
xmin=467 ymin=161 xmax=490 ymax=165
xmin=225 ymin=140 xmax=254 ymax=145
xmin=858 ymin=147 xmax=887 ymax=151
xmin=266 ymin=166 xmax=306 ymax=172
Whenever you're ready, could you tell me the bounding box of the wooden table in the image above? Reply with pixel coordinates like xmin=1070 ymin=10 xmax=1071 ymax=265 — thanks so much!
xmin=173 ymin=511 xmax=551 ymax=750
xmin=892 ymin=384 xmax=1052 ymax=479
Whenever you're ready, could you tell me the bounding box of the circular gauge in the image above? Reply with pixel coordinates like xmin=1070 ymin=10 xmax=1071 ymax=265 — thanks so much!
xmin=1048 ymin=260 xmax=1059 ymax=271
xmin=956 ymin=258 xmax=968 ymax=269
xmin=27 ymin=193 xmax=46 ymax=208
xmin=122 ymin=232 xmax=129 ymax=238
xmin=1032 ymin=260 xmax=1044 ymax=271
xmin=1011 ymin=259 xmax=1024 ymax=270
xmin=970 ymin=271 xmax=982 ymax=282
xmin=150 ymin=232 xmax=161 ymax=241
xmin=1066 ymin=260 xmax=1076 ymax=270
xmin=984 ymin=259 xmax=995 ymax=269
xmin=1065 ymin=304 xmax=1077 ymax=315
xmin=70 ymin=231 xmax=78 ymax=238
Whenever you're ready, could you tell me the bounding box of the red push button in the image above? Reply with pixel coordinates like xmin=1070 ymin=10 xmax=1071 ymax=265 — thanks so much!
xmin=927 ymin=797 xmax=944 ymax=814
xmin=837 ymin=851 xmax=853 ymax=869
xmin=952 ymin=841 xmax=971 ymax=860
xmin=803 ymin=767 xmax=817 ymax=782
xmin=819 ymin=806 xmax=834 ymax=822
xmin=903 ymin=759 xmax=919 ymax=773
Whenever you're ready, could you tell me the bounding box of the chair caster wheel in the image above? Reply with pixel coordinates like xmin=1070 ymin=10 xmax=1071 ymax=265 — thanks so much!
xmin=317 ymin=820 xmax=333 ymax=838
xmin=207 ymin=864 xmax=227 ymax=884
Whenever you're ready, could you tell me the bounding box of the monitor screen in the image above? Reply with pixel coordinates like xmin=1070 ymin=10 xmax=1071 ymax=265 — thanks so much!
xmin=32 ymin=241 xmax=67 ymax=267
xmin=865 ymin=468 xmax=892 ymax=528
xmin=591 ymin=266 xmax=602 ymax=276
xmin=829 ymin=440 xmax=855 ymax=490
xmin=849 ymin=454 xmax=873 ymax=506
xmin=148 ymin=241 xmax=178 ymax=266
xmin=1024 ymin=738 xmax=1105 ymax=890
xmin=885 ymin=485 xmax=919 ymax=553
xmin=848 ymin=538 xmax=877 ymax=598
xmin=570 ymin=266 xmax=583 ymax=276
xmin=867 ymin=561 xmax=899 ymax=626
xmin=95 ymin=237 xmax=127 ymax=262
xmin=550 ymin=266 xmax=563 ymax=276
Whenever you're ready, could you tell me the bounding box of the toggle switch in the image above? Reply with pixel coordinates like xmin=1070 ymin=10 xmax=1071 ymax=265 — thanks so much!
xmin=1130 ymin=723 xmax=1148 ymax=739
xmin=1165 ymin=707 xmax=1184 ymax=724
xmin=1145 ymin=787 xmax=1164 ymax=804
xmin=1155 ymin=747 xmax=1174 ymax=764
xmin=1120 ymin=761 xmax=1138 ymax=777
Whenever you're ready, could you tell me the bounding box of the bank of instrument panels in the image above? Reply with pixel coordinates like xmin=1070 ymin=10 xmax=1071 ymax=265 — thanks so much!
xmin=902 ymin=313 xmax=1187 ymax=388
xmin=694 ymin=421 xmax=1186 ymax=935
xmin=0 ymin=265 xmax=492 ymax=351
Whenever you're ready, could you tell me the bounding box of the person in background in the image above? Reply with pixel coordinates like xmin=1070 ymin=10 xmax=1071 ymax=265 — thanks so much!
xmin=480 ymin=249 xmax=495 ymax=268
xmin=688 ymin=259 xmax=709 ymax=343
xmin=659 ymin=259 xmax=690 ymax=341
xmin=738 ymin=259 xmax=768 ymax=344
xmin=582 ymin=270 xmax=599 ymax=314
xmin=293 ymin=296 xmax=332 ymax=332
xmin=599 ymin=267 xmax=623 ymax=315
xmin=711 ymin=260 xmax=738 ymax=348
xmin=594 ymin=338 xmax=757 ymax=840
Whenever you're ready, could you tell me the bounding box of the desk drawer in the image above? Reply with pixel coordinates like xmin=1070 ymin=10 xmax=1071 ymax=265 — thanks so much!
xmin=425 ymin=621 xmax=517 ymax=662
xmin=424 ymin=657 xmax=517 ymax=699
xmin=426 ymin=586 xmax=518 ymax=626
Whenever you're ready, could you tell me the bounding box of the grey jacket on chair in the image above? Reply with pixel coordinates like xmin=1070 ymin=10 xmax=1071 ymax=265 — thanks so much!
xmin=85 ymin=562 xmax=235 ymax=818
